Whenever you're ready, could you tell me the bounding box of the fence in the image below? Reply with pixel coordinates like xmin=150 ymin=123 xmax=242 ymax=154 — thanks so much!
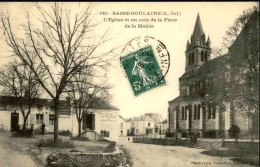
xmin=133 ymin=135 xmax=191 ymax=146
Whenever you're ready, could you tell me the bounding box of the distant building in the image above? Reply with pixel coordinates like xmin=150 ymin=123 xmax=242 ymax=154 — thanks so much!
xmin=127 ymin=115 xmax=155 ymax=135
xmin=157 ymin=119 xmax=168 ymax=134
xmin=119 ymin=115 xmax=127 ymax=136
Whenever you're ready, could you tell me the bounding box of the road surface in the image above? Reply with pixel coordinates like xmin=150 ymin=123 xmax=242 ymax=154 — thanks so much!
xmin=119 ymin=140 xmax=253 ymax=167
xmin=0 ymin=133 xmax=40 ymax=167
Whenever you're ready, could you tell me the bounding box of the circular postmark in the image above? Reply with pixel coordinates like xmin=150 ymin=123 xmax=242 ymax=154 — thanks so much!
xmin=120 ymin=36 xmax=170 ymax=96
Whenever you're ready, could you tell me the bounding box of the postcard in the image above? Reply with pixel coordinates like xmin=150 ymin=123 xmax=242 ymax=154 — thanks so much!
xmin=0 ymin=2 xmax=259 ymax=167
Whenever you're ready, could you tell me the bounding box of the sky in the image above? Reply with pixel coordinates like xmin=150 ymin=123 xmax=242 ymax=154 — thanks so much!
xmin=0 ymin=2 xmax=256 ymax=120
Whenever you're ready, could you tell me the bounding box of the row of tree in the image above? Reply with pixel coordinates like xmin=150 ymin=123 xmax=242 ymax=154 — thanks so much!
xmin=0 ymin=3 xmax=115 ymax=143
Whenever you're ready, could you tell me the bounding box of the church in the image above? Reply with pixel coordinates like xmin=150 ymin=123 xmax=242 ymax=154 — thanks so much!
xmin=168 ymin=12 xmax=259 ymax=139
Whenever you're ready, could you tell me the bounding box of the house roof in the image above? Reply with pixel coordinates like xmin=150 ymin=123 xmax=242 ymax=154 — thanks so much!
xmin=159 ymin=119 xmax=167 ymax=124
xmin=131 ymin=115 xmax=154 ymax=122
xmin=0 ymin=96 xmax=51 ymax=106
xmin=119 ymin=115 xmax=126 ymax=121
xmin=0 ymin=96 xmax=119 ymax=115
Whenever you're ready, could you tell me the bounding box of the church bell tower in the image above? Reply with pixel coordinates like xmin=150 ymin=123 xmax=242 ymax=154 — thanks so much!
xmin=185 ymin=13 xmax=211 ymax=72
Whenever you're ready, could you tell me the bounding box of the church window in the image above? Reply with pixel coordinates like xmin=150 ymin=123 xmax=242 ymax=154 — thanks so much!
xmin=191 ymin=53 xmax=195 ymax=64
xmin=183 ymin=89 xmax=187 ymax=97
xmin=185 ymin=106 xmax=188 ymax=120
xmin=189 ymin=85 xmax=192 ymax=94
xmin=201 ymin=51 xmax=204 ymax=61
xmin=212 ymin=105 xmax=216 ymax=119
xmin=194 ymin=104 xmax=197 ymax=120
xmin=181 ymin=106 xmax=184 ymax=120
xmin=197 ymin=104 xmax=201 ymax=120
xmin=188 ymin=54 xmax=191 ymax=65
xmin=205 ymin=51 xmax=208 ymax=61
xmin=208 ymin=105 xmax=211 ymax=119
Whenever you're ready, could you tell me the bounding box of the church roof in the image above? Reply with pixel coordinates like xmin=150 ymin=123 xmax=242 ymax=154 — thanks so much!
xmin=179 ymin=54 xmax=229 ymax=80
xmin=169 ymin=96 xmax=183 ymax=104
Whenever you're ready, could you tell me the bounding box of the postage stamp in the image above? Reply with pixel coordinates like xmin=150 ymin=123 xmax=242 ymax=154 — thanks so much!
xmin=120 ymin=36 xmax=170 ymax=96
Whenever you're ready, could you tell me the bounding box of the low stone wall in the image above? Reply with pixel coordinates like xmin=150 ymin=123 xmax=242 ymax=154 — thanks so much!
xmin=47 ymin=146 xmax=130 ymax=167
xmin=133 ymin=138 xmax=191 ymax=146
xmin=223 ymin=141 xmax=259 ymax=149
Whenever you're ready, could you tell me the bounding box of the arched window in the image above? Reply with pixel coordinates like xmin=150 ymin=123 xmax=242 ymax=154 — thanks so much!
xmin=194 ymin=104 xmax=197 ymax=120
xmin=182 ymin=106 xmax=184 ymax=120
xmin=188 ymin=54 xmax=191 ymax=65
xmin=208 ymin=105 xmax=211 ymax=119
xmin=212 ymin=105 xmax=216 ymax=119
xmin=185 ymin=106 xmax=188 ymax=120
xmin=198 ymin=104 xmax=201 ymax=120
xmin=205 ymin=51 xmax=208 ymax=61
xmin=191 ymin=53 xmax=194 ymax=64
xmin=201 ymin=51 xmax=204 ymax=61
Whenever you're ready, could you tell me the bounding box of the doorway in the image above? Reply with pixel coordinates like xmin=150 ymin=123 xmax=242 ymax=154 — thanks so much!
xmin=11 ymin=113 xmax=19 ymax=131
xmin=83 ymin=113 xmax=95 ymax=130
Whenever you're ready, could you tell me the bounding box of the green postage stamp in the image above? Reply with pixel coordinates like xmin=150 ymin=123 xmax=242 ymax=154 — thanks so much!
xmin=120 ymin=45 xmax=167 ymax=96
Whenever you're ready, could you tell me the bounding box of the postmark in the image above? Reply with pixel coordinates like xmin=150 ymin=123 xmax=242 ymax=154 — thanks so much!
xmin=120 ymin=36 xmax=170 ymax=96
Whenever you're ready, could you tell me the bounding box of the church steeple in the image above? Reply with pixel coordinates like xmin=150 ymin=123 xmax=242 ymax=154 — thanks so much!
xmin=190 ymin=13 xmax=206 ymax=47
xmin=185 ymin=13 xmax=211 ymax=72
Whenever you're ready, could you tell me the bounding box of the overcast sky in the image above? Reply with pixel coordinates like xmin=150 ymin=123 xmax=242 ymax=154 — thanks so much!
xmin=0 ymin=2 xmax=256 ymax=119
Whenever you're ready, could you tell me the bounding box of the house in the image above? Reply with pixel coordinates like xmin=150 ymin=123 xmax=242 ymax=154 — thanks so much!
xmin=119 ymin=115 xmax=127 ymax=136
xmin=127 ymin=115 xmax=155 ymax=135
xmin=0 ymin=95 xmax=120 ymax=142
xmin=144 ymin=113 xmax=164 ymax=134
xmin=168 ymin=12 xmax=259 ymax=138
xmin=157 ymin=119 xmax=168 ymax=134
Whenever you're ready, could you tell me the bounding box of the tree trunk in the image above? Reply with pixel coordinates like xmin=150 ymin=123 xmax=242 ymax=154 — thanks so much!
xmin=54 ymin=100 xmax=60 ymax=145
xmin=22 ymin=116 xmax=27 ymax=131
xmin=78 ymin=120 xmax=82 ymax=139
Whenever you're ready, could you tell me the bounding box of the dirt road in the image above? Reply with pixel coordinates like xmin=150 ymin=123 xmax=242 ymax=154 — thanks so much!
xmin=119 ymin=141 xmax=253 ymax=167
xmin=0 ymin=133 xmax=41 ymax=167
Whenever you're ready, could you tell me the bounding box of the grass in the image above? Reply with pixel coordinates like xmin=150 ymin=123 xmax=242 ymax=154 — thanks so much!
xmin=121 ymin=146 xmax=133 ymax=167
xmin=103 ymin=141 xmax=116 ymax=153
xmin=201 ymin=148 xmax=259 ymax=166
xmin=36 ymin=138 xmax=75 ymax=148
xmin=71 ymin=136 xmax=89 ymax=141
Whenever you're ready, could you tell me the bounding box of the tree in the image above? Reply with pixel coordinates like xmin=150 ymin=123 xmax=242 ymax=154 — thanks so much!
xmin=0 ymin=60 xmax=44 ymax=131
xmin=66 ymin=67 xmax=110 ymax=139
xmin=1 ymin=3 xmax=116 ymax=144
xmin=207 ymin=4 xmax=259 ymax=119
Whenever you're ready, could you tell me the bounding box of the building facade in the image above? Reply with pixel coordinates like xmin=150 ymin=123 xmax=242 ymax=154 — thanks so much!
xmin=157 ymin=119 xmax=168 ymax=134
xmin=127 ymin=115 xmax=155 ymax=136
xmin=168 ymin=13 xmax=259 ymax=138
xmin=0 ymin=96 xmax=120 ymax=142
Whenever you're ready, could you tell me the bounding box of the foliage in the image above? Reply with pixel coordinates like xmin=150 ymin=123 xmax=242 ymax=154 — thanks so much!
xmin=58 ymin=130 xmax=71 ymax=136
xmin=199 ymin=4 xmax=259 ymax=118
xmin=209 ymin=4 xmax=259 ymax=118
xmin=228 ymin=125 xmax=240 ymax=139
xmin=11 ymin=128 xmax=34 ymax=138
xmin=36 ymin=138 xmax=75 ymax=148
